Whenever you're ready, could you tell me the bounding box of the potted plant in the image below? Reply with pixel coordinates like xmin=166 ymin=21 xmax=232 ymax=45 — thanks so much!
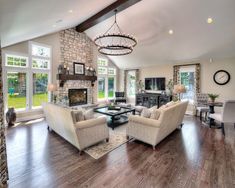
xmin=208 ymin=93 xmax=219 ymax=103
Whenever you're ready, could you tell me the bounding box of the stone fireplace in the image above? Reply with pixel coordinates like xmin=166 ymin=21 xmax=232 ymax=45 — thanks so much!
xmin=68 ymin=88 xmax=87 ymax=106
xmin=56 ymin=28 xmax=98 ymax=106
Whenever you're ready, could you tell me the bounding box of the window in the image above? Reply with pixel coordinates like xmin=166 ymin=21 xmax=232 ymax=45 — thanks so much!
xmin=32 ymin=44 xmax=50 ymax=58
xmin=32 ymin=59 xmax=49 ymax=69
xmin=127 ymin=71 xmax=136 ymax=97
xmin=98 ymin=77 xmax=106 ymax=99
xmin=7 ymin=72 xmax=27 ymax=110
xmin=32 ymin=73 xmax=48 ymax=108
xmin=108 ymin=77 xmax=115 ymax=98
xmin=6 ymin=54 xmax=28 ymax=67
xmin=97 ymin=58 xmax=116 ymax=100
xmin=97 ymin=58 xmax=108 ymax=66
xmin=98 ymin=67 xmax=107 ymax=75
xmin=3 ymin=42 xmax=51 ymax=112
xmin=180 ymin=66 xmax=195 ymax=103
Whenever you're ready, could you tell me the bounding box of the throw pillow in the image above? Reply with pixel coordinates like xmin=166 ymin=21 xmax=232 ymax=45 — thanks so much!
xmin=84 ymin=109 xmax=94 ymax=120
xmin=159 ymin=105 xmax=167 ymax=110
xmin=166 ymin=101 xmax=175 ymax=107
xmin=150 ymin=109 xmax=161 ymax=120
xmin=141 ymin=108 xmax=151 ymax=118
xmin=149 ymin=105 xmax=158 ymax=111
xmin=71 ymin=110 xmax=84 ymax=123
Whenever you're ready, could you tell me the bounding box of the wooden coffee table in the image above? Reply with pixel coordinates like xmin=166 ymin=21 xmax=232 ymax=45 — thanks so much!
xmin=94 ymin=106 xmax=135 ymax=130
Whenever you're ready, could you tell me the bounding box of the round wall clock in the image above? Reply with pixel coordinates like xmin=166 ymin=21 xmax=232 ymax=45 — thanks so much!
xmin=213 ymin=70 xmax=230 ymax=85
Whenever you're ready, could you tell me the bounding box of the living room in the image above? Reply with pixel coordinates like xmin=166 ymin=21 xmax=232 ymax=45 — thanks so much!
xmin=0 ymin=0 xmax=235 ymax=187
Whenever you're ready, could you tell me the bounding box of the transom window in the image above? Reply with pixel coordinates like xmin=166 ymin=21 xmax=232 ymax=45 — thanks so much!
xmin=97 ymin=58 xmax=108 ymax=66
xmin=5 ymin=54 xmax=28 ymax=67
xmin=32 ymin=58 xmax=49 ymax=69
xmin=32 ymin=44 xmax=50 ymax=58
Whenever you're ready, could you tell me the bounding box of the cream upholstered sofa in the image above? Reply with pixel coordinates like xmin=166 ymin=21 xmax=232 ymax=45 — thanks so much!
xmin=127 ymin=101 xmax=188 ymax=149
xmin=43 ymin=103 xmax=109 ymax=153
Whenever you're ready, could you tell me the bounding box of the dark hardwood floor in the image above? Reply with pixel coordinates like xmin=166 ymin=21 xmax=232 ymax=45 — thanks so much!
xmin=5 ymin=116 xmax=235 ymax=188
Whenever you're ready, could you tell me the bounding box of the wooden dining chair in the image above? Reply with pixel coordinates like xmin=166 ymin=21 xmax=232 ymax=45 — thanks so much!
xmin=209 ymin=100 xmax=235 ymax=135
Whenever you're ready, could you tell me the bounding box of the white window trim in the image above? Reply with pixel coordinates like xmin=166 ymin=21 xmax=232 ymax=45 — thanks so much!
xmin=2 ymin=41 xmax=52 ymax=113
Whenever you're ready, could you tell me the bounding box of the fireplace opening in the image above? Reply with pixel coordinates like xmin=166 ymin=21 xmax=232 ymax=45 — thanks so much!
xmin=68 ymin=89 xmax=87 ymax=106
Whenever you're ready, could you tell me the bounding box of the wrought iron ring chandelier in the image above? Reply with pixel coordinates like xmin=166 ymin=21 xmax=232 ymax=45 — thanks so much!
xmin=94 ymin=10 xmax=137 ymax=56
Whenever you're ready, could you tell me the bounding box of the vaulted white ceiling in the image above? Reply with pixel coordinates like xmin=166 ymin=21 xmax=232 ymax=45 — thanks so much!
xmin=1 ymin=0 xmax=235 ymax=69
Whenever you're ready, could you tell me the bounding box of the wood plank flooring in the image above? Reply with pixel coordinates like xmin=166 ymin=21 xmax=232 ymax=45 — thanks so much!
xmin=5 ymin=116 xmax=235 ymax=188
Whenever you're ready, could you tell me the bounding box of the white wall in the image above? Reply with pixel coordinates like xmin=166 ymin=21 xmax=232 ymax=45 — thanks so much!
xmin=138 ymin=59 xmax=235 ymax=102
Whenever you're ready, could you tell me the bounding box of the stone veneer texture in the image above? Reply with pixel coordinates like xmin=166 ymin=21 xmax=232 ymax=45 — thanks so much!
xmin=0 ymin=44 xmax=9 ymax=185
xmin=58 ymin=28 xmax=97 ymax=104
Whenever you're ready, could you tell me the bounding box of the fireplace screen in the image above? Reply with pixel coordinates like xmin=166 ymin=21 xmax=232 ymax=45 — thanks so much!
xmin=68 ymin=89 xmax=87 ymax=106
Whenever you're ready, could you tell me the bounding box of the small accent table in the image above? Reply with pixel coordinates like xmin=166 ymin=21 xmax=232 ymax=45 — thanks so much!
xmin=94 ymin=106 xmax=135 ymax=130
xmin=206 ymin=102 xmax=223 ymax=127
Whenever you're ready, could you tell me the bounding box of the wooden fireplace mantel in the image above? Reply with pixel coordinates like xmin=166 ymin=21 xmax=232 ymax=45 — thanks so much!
xmin=57 ymin=74 xmax=97 ymax=87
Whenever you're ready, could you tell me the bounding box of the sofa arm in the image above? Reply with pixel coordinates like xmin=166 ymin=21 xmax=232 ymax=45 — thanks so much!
xmin=129 ymin=115 xmax=161 ymax=128
xmin=74 ymin=116 xmax=107 ymax=129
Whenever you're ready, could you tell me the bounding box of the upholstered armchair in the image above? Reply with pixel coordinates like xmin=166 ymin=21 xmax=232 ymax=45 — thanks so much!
xmin=114 ymin=92 xmax=127 ymax=104
xmin=195 ymin=93 xmax=209 ymax=121
xmin=209 ymin=100 xmax=235 ymax=135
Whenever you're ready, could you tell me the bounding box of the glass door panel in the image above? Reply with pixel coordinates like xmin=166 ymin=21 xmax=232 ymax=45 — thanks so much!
xmin=108 ymin=77 xmax=115 ymax=98
xmin=7 ymin=72 xmax=27 ymax=110
xmin=32 ymin=73 xmax=48 ymax=108
xmin=98 ymin=77 xmax=106 ymax=99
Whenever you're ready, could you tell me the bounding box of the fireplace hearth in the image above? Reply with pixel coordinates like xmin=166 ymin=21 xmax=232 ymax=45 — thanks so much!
xmin=68 ymin=89 xmax=87 ymax=106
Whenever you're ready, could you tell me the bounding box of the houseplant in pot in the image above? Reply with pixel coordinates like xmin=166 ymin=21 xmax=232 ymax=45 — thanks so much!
xmin=208 ymin=93 xmax=219 ymax=103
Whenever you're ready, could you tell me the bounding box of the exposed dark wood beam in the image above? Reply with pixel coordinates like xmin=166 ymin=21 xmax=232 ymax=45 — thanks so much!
xmin=76 ymin=0 xmax=142 ymax=32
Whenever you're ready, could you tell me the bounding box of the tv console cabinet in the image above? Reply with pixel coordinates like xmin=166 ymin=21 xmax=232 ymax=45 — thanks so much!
xmin=136 ymin=93 xmax=172 ymax=108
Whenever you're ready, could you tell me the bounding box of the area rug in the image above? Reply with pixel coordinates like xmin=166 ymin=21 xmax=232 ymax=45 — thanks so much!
xmin=84 ymin=132 xmax=128 ymax=159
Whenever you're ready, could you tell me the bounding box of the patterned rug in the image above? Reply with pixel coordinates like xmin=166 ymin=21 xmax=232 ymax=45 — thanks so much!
xmin=84 ymin=132 xmax=128 ymax=159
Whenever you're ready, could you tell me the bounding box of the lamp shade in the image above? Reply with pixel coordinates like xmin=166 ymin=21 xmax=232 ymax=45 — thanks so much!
xmin=47 ymin=84 xmax=57 ymax=92
xmin=173 ymin=85 xmax=186 ymax=94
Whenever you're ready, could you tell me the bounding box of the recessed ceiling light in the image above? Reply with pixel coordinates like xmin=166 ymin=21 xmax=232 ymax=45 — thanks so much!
xmin=56 ymin=19 xmax=63 ymax=23
xmin=168 ymin=29 xmax=174 ymax=35
xmin=52 ymin=24 xmax=57 ymax=28
xmin=207 ymin=18 xmax=213 ymax=24
xmin=68 ymin=10 xmax=73 ymax=13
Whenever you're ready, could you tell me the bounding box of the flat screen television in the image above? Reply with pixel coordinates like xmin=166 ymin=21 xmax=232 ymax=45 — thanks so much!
xmin=145 ymin=77 xmax=165 ymax=91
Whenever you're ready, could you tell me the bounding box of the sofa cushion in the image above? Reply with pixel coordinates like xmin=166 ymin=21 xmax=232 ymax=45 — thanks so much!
xmin=150 ymin=109 xmax=161 ymax=120
xmin=71 ymin=110 xmax=85 ymax=123
xmin=141 ymin=108 xmax=151 ymax=118
xmin=84 ymin=109 xmax=94 ymax=120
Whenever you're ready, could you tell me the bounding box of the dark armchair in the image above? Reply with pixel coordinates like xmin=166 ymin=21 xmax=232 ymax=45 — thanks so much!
xmin=114 ymin=92 xmax=127 ymax=104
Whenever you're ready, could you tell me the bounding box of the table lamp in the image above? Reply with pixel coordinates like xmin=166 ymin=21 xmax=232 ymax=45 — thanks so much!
xmin=173 ymin=85 xmax=186 ymax=101
xmin=47 ymin=84 xmax=57 ymax=103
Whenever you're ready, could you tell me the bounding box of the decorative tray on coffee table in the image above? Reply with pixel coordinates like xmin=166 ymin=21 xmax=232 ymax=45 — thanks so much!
xmin=108 ymin=106 xmax=121 ymax=111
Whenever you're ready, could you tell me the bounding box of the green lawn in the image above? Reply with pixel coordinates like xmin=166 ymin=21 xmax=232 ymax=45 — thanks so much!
xmin=8 ymin=93 xmax=48 ymax=109
xmin=98 ymin=91 xmax=114 ymax=99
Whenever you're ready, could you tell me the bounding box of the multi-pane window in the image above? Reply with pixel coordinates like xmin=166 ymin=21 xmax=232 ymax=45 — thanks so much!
xmin=32 ymin=59 xmax=49 ymax=69
xmin=97 ymin=58 xmax=108 ymax=66
xmin=32 ymin=44 xmax=50 ymax=58
xmin=6 ymin=54 xmax=28 ymax=67
xmin=3 ymin=42 xmax=51 ymax=111
xmin=98 ymin=67 xmax=107 ymax=75
xmin=97 ymin=58 xmax=116 ymax=100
